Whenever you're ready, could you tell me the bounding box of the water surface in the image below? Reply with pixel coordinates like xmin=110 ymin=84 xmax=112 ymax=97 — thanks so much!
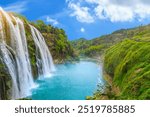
xmin=31 ymin=61 xmax=104 ymax=100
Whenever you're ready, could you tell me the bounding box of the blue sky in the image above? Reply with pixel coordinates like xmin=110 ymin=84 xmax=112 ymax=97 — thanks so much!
xmin=1 ymin=0 xmax=150 ymax=40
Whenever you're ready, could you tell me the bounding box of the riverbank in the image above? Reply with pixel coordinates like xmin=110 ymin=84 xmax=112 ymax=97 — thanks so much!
xmin=86 ymin=72 xmax=121 ymax=100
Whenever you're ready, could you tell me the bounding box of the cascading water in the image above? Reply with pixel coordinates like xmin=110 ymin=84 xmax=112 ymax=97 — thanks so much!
xmin=0 ymin=7 xmax=55 ymax=99
xmin=30 ymin=25 xmax=55 ymax=77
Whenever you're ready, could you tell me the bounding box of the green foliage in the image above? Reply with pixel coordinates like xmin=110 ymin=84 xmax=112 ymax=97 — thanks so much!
xmin=104 ymin=39 xmax=150 ymax=99
xmin=0 ymin=56 xmax=12 ymax=100
xmin=82 ymin=45 xmax=104 ymax=57
xmin=71 ymin=30 xmax=128 ymax=57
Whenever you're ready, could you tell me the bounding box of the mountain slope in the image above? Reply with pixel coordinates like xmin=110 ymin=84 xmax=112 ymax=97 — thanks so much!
xmin=71 ymin=24 xmax=150 ymax=57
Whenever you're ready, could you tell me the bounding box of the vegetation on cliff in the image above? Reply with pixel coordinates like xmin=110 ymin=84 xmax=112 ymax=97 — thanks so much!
xmin=0 ymin=58 xmax=12 ymax=100
xmin=89 ymin=25 xmax=150 ymax=100
xmin=103 ymin=39 xmax=150 ymax=99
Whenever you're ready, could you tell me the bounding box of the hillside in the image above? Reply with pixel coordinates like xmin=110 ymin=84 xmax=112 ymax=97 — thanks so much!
xmin=85 ymin=25 xmax=150 ymax=100
xmin=71 ymin=24 xmax=150 ymax=57
xmin=90 ymin=39 xmax=150 ymax=100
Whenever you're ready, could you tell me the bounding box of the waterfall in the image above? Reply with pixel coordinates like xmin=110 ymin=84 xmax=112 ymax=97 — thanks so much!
xmin=30 ymin=25 xmax=55 ymax=77
xmin=0 ymin=8 xmax=55 ymax=99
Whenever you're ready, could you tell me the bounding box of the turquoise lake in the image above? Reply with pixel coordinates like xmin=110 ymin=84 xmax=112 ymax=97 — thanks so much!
xmin=31 ymin=61 xmax=104 ymax=100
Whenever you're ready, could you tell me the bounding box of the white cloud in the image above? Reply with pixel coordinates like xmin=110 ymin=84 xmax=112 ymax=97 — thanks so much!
xmin=46 ymin=16 xmax=59 ymax=25
xmin=85 ymin=0 xmax=99 ymax=4
xmin=3 ymin=1 xmax=27 ymax=13
xmin=68 ymin=2 xmax=94 ymax=23
xmin=94 ymin=0 xmax=150 ymax=22
xmin=66 ymin=0 xmax=150 ymax=22
xmin=80 ymin=27 xmax=85 ymax=32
